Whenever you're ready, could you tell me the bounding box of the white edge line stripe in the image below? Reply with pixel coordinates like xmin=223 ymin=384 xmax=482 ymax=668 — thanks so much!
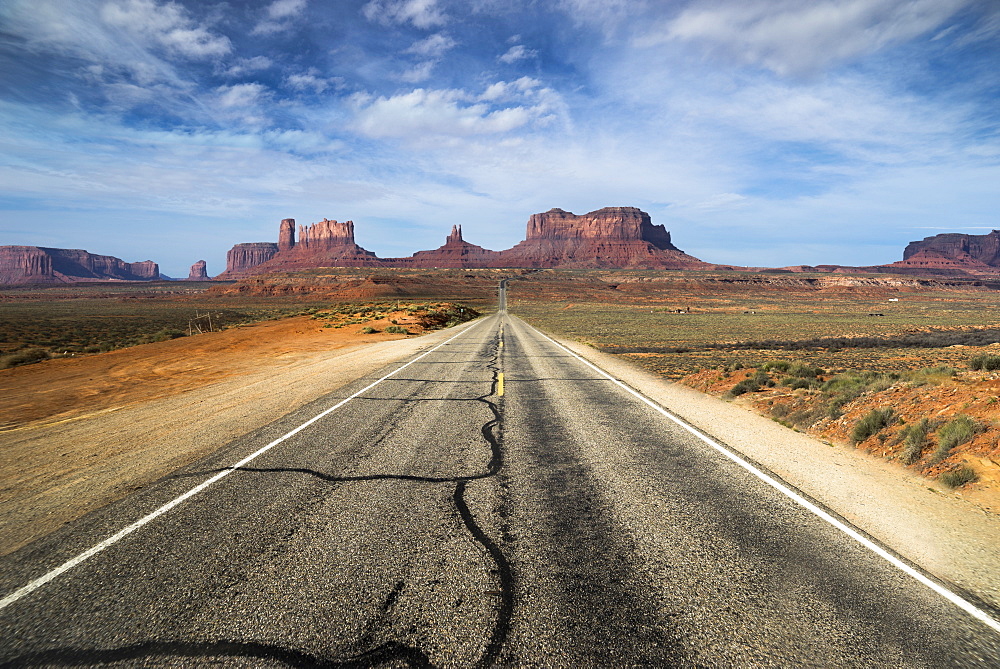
xmin=0 ymin=317 xmax=491 ymax=611
xmin=522 ymin=319 xmax=1000 ymax=635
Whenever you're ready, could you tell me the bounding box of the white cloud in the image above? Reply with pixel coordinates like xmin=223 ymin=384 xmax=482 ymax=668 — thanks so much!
xmin=646 ymin=0 xmax=972 ymax=76
xmin=362 ymin=0 xmax=446 ymax=29
xmin=215 ymin=82 xmax=269 ymax=108
xmin=351 ymin=86 xmax=548 ymax=139
xmin=499 ymin=44 xmax=536 ymax=64
xmin=100 ymin=0 xmax=231 ymax=59
xmin=286 ymin=69 xmax=341 ymax=93
xmin=398 ymin=61 xmax=438 ymax=83
xmin=405 ymin=33 xmax=457 ymax=58
xmin=221 ymin=56 xmax=273 ymax=77
xmin=252 ymin=0 xmax=307 ymax=35
xmin=266 ymin=0 xmax=307 ymax=20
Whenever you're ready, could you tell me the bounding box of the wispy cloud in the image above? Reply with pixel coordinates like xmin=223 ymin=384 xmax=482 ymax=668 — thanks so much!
xmin=100 ymin=0 xmax=231 ymax=59
xmin=499 ymin=44 xmax=536 ymax=64
xmin=252 ymin=0 xmax=308 ymax=35
xmin=646 ymin=0 xmax=972 ymax=76
xmin=361 ymin=0 xmax=446 ymax=29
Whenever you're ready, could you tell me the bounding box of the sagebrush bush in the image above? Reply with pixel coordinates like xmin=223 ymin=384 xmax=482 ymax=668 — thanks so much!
xmin=385 ymin=325 xmax=409 ymax=334
xmin=361 ymin=326 xmax=377 ymax=334
xmin=969 ymin=354 xmax=1000 ymax=371
xmin=900 ymin=418 xmax=931 ymax=465
xmin=851 ymin=407 xmax=897 ymax=444
xmin=939 ymin=466 xmax=978 ymax=488
xmin=933 ymin=415 xmax=980 ymax=462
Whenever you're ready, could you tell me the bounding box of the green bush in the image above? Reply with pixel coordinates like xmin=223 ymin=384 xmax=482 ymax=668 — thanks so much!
xmin=939 ymin=466 xmax=978 ymax=488
xmin=787 ymin=362 xmax=823 ymax=378
xmin=361 ymin=326 xmax=377 ymax=334
xmin=850 ymin=408 xmax=897 ymax=444
xmin=729 ymin=370 xmax=770 ymax=397
xmin=969 ymin=354 xmax=1000 ymax=371
xmin=0 ymin=347 xmax=50 ymax=369
xmin=933 ymin=415 xmax=980 ymax=462
xmin=385 ymin=325 xmax=409 ymax=335
xmin=900 ymin=418 xmax=931 ymax=465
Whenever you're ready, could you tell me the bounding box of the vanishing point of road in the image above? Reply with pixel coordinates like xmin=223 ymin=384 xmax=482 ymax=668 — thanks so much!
xmin=1 ymin=282 xmax=999 ymax=667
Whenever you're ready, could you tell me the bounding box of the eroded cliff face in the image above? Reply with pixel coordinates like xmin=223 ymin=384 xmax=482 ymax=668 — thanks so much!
xmin=903 ymin=231 xmax=1000 ymax=267
xmin=524 ymin=207 xmax=678 ymax=250
xmin=221 ymin=243 xmax=279 ymax=278
xmin=218 ymin=218 xmax=379 ymax=278
xmin=501 ymin=207 xmax=705 ymax=269
xmin=187 ymin=260 xmax=208 ymax=280
xmin=0 ymin=246 xmax=159 ymax=284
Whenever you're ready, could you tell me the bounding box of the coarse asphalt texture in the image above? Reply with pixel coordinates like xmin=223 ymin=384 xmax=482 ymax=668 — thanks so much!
xmin=1 ymin=291 xmax=999 ymax=667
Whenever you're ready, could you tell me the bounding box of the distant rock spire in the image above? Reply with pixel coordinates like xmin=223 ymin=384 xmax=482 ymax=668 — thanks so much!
xmin=447 ymin=225 xmax=463 ymax=244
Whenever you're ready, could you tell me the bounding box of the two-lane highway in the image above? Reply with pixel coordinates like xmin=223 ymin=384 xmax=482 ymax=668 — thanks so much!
xmin=1 ymin=288 xmax=999 ymax=667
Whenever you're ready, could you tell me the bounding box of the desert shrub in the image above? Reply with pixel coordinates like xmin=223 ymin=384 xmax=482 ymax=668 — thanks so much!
xmin=851 ymin=407 xmax=897 ymax=444
xmin=939 ymin=466 xmax=978 ymax=488
xmin=729 ymin=370 xmax=770 ymax=397
xmin=361 ymin=326 xmax=377 ymax=334
xmin=933 ymin=415 xmax=981 ymax=462
xmin=0 ymin=347 xmax=50 ymax=369
xmin=150 ymin=329 xmax=184 ymax=342
xmin=761 ymin=361 xmax=790 ymax=373
xmin=787 ymin=362 xmax=823 ymax=378
xmin=385 ymin=325 xmax=409 ymax=334
xmin=782 ymin=377 xmax=818 ymax=390
xmin=969 ymin=354 xmax=1000 ymax=371
xmin=907 ymin=366 xmax=957 ymax=386
xmin=900 ymin=418 xmax=931 ymax=465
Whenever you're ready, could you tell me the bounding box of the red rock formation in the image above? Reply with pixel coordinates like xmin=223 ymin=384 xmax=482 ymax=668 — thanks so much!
xmin=0 ymin=246 xmax=159 ymax=284
xmin=875 ymin=249 xmax=998 ymax=277
xmin=187 ymin=260 xmax=208 ymax=280
xmin=278 ymin=219 xmax=296 ymax=252
xmin=903 ymin=230 xmax=1000 ymax=267
xmin=403 ymin=225 xmax=501 ymax=268
xmin=218 ymin=218 xmax=380 ymax=278
xmin=499 ymin=207 xmax=707 ymax=269
xmin=219 ymin=243 xmax=279 ymax=278
xmin=216 ymin=207 xmax=710 ymax=277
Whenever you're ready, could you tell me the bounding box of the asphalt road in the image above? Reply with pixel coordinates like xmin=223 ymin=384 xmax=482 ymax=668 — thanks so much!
xmin=1 ymin=295 xmax=999 ymax=667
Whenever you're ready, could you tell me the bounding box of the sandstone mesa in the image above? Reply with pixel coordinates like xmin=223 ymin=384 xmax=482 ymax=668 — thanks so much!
xmin=2 ymin=211 xmax=999 ymax=285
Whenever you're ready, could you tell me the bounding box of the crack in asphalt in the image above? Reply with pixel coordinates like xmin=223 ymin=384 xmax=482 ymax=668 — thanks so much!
xmin=2 ymin=322 xmax=512 ymax=669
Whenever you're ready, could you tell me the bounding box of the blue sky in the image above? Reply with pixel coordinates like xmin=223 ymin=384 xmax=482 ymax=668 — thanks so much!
xmin=1 ymin=0 xmax=998 ymax=277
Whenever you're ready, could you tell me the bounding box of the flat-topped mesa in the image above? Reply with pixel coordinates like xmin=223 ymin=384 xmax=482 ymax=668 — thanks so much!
xmin=0 ymin=246 xmax=159 ymax=284
xmin=500 ymin=206 xmax=706 ymax=269
xmin=903 ymin=230 xmax=1000 ymax=267
xmin=222 ymin=242 xmax=278 ymax=277
xmin=526 ymin=206 xmax=679 ymax=250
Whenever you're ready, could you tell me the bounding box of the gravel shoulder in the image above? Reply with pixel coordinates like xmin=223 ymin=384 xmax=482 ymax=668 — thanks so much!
xmin=556 ymin=334 xmax=1000 ymax=612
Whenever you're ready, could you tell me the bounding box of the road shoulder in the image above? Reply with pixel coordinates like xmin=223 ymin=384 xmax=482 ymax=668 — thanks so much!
xmin=553 ymin=332 xmax=1000 ymax=611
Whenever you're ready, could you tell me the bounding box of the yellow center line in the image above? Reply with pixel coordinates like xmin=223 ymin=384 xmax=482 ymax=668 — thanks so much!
xmin=497 ymin=373 xmax=504 ymax=396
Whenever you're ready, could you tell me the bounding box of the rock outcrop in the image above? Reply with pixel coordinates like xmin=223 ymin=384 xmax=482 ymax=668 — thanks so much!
xmin=187 ymin=260 xmax=208 ymax=280
xmin=903 ymin=230 xmax=1000 ymax=268
xmin=0 ymin=246 xmax=159 ymax=284
xmin=217 ymin=218 xmax=379 ymax=278
xmin=215 ymin=207 xmax=707 ymax=277
xmin=221 ymin=242 xmax=279 ymax=278
xmin=404 ymin=225 xmax=501 ymax=268
xmin=498 ymin=207 xmax=707 ymax=269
